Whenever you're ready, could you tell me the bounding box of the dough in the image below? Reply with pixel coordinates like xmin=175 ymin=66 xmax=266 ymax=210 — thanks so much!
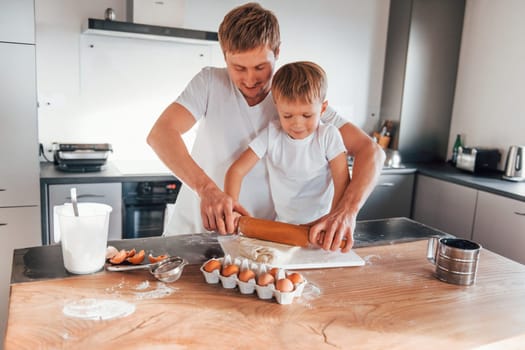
xmin=236 ymin=236 xmax=300 ymax=265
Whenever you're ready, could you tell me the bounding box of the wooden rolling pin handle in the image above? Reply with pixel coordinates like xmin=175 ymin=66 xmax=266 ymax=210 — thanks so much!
xmin=238 ymin=216 xmax=347 ymax=249
xmin=238 ymin=216 xmax=310 ymax=247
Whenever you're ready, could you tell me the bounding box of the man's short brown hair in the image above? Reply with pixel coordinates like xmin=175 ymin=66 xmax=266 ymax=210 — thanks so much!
xmin=272 ymin=62 xmax=328 ymax=104
xmin=218 ymin=2 xmax=280 ymax=54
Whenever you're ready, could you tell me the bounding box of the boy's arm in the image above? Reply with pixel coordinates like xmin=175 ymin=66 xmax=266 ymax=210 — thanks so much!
xmin=224 ymin=148 xmax=261 ymax=203
xmin=328 ymin=152 xmax=351 ymax=211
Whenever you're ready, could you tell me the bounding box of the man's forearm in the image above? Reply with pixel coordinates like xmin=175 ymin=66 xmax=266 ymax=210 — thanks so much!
xmin=147 ymin=117 xmax=217 ymax=197
xmin=343 ymin=142 xmax=385 ymax=214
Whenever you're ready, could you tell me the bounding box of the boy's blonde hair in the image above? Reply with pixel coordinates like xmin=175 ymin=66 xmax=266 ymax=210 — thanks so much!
xmin=271 ymin=61 xmax=328 ymax=104
xmin=218 ymin=2 xmax=280 ymax=54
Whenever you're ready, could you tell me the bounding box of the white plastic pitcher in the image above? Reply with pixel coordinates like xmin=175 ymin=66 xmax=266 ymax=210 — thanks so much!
xmin=55 ymin=203 xmax=112 ymax=274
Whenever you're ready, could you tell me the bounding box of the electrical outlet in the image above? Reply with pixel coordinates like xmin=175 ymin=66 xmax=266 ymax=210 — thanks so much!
xmin=38 ymin=142 xmax=55 ymax=163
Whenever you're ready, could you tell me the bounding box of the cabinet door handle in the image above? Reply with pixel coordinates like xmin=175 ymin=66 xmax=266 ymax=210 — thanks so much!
xmin=377 ymin=182 xmax=395 ymax=187
xmin=0 ymin=189 xmax=6 ymax=192
xmin=0 ymin=223 xmax=7 ymax=226
xmin=515 ymin=212 xmax=525 ymax=216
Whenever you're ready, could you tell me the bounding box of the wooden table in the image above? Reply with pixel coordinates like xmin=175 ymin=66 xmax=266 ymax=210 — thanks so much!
xmin=5 ymin=240 xmax=525 ymax=349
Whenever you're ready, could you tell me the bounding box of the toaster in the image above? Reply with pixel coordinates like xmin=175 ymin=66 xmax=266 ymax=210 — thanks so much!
xmin=456 ymin=147 xmax=501 ymax=173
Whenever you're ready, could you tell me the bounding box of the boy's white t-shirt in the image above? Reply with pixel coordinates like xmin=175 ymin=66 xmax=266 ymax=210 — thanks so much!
xmin=164 ymin=67 xmax=348 ymax=235
xmin=250 ymin=120 xmax=346 ymax=225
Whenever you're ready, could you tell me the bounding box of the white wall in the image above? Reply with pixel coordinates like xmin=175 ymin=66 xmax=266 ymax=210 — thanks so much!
xmin=35 ymin=0 xmax=390 ymax=166
xmin=449 ymin=0 xmax=525 ymax=168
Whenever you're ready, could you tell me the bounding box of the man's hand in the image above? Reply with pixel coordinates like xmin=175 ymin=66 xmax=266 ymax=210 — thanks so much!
xmin=308 ymin=121 xmax=383 ymax=252
xmin=308 ymin=203 xmax=357 ymax=253
xmin=199 ymin=184 xmax=249 ymax=234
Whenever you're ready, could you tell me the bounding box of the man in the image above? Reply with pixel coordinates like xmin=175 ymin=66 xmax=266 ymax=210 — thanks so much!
xmin=147 ymin=2 xmax=384 ymax=252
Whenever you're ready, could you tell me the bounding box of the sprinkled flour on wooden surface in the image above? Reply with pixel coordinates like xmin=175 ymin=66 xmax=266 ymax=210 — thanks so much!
xmin=63 ymin=299 xmax=135 ymax=320
xmin=133 ymin=282 xmax=177 ymax=300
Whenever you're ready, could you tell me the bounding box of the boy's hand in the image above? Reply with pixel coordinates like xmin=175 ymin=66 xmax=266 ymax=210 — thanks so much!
xmin=231 ymin=211 xmax=245 ymax=233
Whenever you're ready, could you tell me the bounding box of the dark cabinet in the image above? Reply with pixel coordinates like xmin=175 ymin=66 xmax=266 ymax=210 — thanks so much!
xmin=45 ymin=183 xmax=122 ymax=244
xmin=357 ymin=173 xmax=414 ymax=220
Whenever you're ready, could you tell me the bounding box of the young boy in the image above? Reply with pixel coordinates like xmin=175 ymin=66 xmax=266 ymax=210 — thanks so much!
xmin=224 ymin=61 xmax=350 ymax=225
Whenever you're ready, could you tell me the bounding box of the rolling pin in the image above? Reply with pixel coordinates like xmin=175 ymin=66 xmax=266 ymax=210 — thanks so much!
xmin=238 ymin=216 xmax=347 ymax=249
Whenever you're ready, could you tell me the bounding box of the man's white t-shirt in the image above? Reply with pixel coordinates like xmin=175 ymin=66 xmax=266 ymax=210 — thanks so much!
xmin=164 ymin=67 xmax=347 ymax=235
xmin=250 ymin=120 xmax=346 ymax=225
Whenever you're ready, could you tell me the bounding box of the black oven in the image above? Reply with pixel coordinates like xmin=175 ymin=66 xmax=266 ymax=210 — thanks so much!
xmin=122 ymin=180 xmax=182 ymax=239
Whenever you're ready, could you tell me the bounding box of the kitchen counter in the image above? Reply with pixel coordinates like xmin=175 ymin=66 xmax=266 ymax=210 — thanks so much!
xmin=415 ymin=162 xmax=525 ymax=202
xmin=41 ymin=161 xmax=416 ymax=184
xmin=6 ymin=234 xmax=525 ymax=348
xmin=39 ymin=162 xmax=181 ymax=244
xmin=41 ymin=161 xmax=524 ymax=201
xmin=40 ymin=161 xmax=177 ymax=184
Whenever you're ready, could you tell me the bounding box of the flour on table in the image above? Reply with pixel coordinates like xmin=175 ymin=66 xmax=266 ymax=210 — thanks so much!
xmin=63 ymin=298 xmax=135 ymax=320
xmin=236 ymin=236 xmax=300 ymax=265
xmin=133 ymin=282 xmax=177 ymax=300
xmin=134 ymin=280 xmax=150 ymax=290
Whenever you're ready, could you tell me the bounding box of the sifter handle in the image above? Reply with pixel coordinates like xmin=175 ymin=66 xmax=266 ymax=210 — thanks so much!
xmin=427 ymin=236 xmax=439 ymax=265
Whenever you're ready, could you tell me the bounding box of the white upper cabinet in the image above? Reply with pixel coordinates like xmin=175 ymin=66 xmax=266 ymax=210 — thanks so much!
xmin=0 ymin=0 xmax=35 ymax=44
xmin=0 ymin=42 xmax=39 ymax=207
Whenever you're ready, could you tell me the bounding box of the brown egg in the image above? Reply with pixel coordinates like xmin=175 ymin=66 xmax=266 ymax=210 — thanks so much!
xmin=109 ymin=249 xmax=128 ymax=264
xmin=105 ymin=246 xmax=119 ymax=260
xmin=126 ymin=249 xmax=145 ymax=264
xmin=269 ymin=267 xmax=280 ymax=278
xmin=287 ymin=272 xmax=304 ymax=284
xmin=257 ymin=272 xmax=275 ymax=286
xmin=276 ymin=278 xmax=294 ymax=293
xmin=221 ymin=264 xmax=239 ymax=277
xmin=238 ymin=269 xmax=256 ymax=282
xmin=149 ymin=254 xmax=169 ymax=264
xmin=203 ymin=259 xmax=221 ymax=273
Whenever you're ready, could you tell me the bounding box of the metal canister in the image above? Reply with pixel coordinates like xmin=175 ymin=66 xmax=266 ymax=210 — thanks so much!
xmin=427 ymin=237 xmax=482 ymax=286
xmin=104 ymin=8 xmax=116 ymax=21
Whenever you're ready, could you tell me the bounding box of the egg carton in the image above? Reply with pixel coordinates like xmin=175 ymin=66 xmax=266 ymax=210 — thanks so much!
xmin=199 ymin=255 xmax=307 ymax=305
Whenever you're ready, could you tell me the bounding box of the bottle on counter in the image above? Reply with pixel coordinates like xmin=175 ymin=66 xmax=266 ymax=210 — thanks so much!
xmin=451 ymin=134 xmax=463 ymax=165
